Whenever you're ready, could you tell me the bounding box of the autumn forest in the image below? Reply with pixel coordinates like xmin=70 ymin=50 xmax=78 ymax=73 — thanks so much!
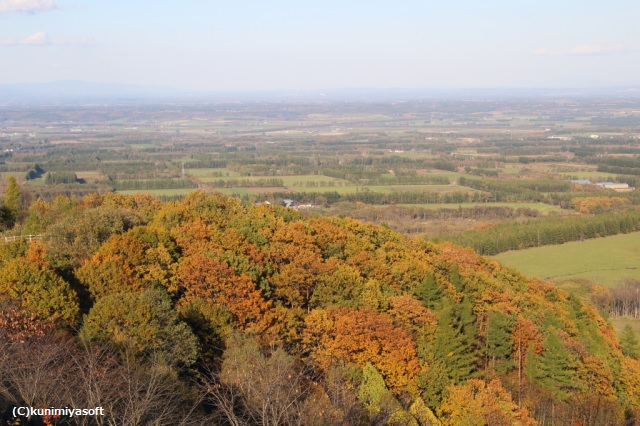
xmin=0 ymin=186 xmax=638 ymax=425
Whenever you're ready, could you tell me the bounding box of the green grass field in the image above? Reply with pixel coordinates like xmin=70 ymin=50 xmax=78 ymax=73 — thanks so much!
xmin=24 ymin=177 xmax=45 ymax=186
xmin=495 ymin=232 xmax=640 ymax=287
xmin=75 ymin=171 xmax=103 ymax=179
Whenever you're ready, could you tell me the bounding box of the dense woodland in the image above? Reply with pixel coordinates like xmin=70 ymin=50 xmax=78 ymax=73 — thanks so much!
xmin=1 ymin=184 xmax=640 ymax=425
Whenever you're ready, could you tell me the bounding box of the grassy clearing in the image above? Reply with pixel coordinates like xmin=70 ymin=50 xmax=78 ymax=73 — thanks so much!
xmin=495 ymin=231 xmax=640 ymax=288
xmin=397 ymin=202 xmax=567 ymax=214
xmin=75 ymin=171 xmax=103 ymax=180
xmin=24 ymin=177 xmax=45 ymax=187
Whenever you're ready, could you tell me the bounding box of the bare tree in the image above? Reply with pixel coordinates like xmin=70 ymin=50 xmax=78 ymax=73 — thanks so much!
xmin=202 ymin=333 xmax=311 ymax=426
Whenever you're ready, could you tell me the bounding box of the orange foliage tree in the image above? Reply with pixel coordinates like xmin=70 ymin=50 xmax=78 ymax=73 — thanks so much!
xmin=302 ymin=307 xmax=420 ymax=392
xmin=438 ymin=379 xmax=537 ymax=426
xmin=175 ymin=254 xmax=271 ymax=333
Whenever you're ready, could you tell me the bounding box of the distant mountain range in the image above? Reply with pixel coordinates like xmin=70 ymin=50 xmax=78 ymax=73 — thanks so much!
xmin=0 ymin=81 xmax=639 ymax=104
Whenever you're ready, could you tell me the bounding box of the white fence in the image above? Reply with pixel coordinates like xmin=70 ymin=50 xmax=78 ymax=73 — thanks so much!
xmin=1 ymin=234 xmax=42 ymax=243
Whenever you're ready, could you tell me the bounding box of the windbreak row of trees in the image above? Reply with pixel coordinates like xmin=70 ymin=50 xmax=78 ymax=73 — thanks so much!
xmin=459 ymin=177 xmax=571 ymax=201
xmin=205 ymin=178 xmax=284 ymax=188
xmin=45 ymin=171 xmax=78 ymax=185
xmin=269 ymin=189 xmax=482 ymax=205
xmin=111 ymin=178 xmax=197 ymax=191
xmin=441 ymin=209 xmax=640 ymax=255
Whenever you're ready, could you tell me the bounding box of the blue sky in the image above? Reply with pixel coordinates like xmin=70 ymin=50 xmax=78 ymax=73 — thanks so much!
xmin=0 ymin=0 xmax=638 ymax=90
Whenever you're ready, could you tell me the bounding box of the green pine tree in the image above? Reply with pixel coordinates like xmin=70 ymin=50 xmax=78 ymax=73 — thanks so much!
xmin=486 ymin=311 xmax=515 ymax=374
xmin=3 ymin=176 xmax=21 ymax=225
xmin=0 ymin=204 xmax=12 ymax=231
xmin=417 ymin=357 xmax=450 ymax=409
xmin=450 ymin=265 xmax=463 ymax=291
xmin=433 ymin=297 xmax=479 ymax=384
xmin=527 ymin=328 xmax=581 ymax=400
xmin=414 ymin=273 xmax=442 ymax=309
xmin=620 ymin=325 xmax=640 ymax=359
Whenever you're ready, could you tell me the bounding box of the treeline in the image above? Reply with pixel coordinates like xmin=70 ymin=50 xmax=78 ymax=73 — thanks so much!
xmin=467 ymin=167 xmax=499 ymax=177
xmin=548 ymin=190 xmax=640 ymax=209
xmin=593 ymin=156 xmax=640 ymax=169
xmin=269 ymin=189 xmax=482 ymax=205
xmin=45 ymin=172 xmax=78 ymax=185
xmin=590 ymin=156 xmax=640 ymax=176
xmin=345 ymin=204 xmax=539 ymax=222
xmin=441 ymin=209 xmax=640 ymax=255
xmin=331 ymin=204 xmax=540 ymax=235
xmin=598 ymin=165 xmax=640 ymax=176
xmin=172 ymin=159 xmax=227 ymax=169
xmin=459 ymin=177 xmax=570 ymax=199
xmin=609 ymin=280 xmax=640 ymax=319
xmin=206 ymin=178 xmax=284 ymax=188
xmin=366 ymin=175 xmax=450 ymax=185
xmin=112 ymin=178 xmax=197 ymax=191
xmin=100 ymin=161 xmax=173 ymax=180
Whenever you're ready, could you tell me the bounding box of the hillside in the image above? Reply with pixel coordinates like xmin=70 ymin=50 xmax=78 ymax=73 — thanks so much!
xmin=1 ymin=191 xmax=639 ymax=425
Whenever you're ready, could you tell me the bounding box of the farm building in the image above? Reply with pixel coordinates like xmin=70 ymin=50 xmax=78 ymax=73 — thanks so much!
xmin=595 ymin=182 xmax=634 ymax=192
xmin=570 ymin=179 xmax=592 ymax=185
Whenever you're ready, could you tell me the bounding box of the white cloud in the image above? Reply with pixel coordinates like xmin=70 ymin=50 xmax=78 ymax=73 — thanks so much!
xmin=568 ymin=43 xmax=627 ymax=56
xmin=0 ymin=31 xmax=90 ymax=46
xmin=21 ymin=31 xmax=48 ymax=44
xmin=0 ymin=0 xmax=56 ymax=14
xmin=533 ymin=43 xmax=632 ymax=57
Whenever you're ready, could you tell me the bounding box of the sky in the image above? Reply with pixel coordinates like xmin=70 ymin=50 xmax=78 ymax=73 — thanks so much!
xmin=0 ymin=0 xmax=638 ymax=91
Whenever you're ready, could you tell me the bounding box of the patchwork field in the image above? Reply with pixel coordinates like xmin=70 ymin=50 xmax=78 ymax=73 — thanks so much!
xmin=495 ymin=231 xmax=640 ymax=287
